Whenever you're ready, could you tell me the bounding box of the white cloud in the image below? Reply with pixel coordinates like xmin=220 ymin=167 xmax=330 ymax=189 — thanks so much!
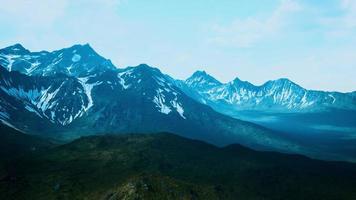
xmin=208 ymin=0 xmax=301 ymax=47
xmin=0 ymin=0 xmax=354 ymax=92
xmin=0 ymin=0 xmax=126 ymax=60
xmin=0 ymin=0 xmax=69 ymax=26
xmin=318 ymin=0 xmax=356 ymax=37
xmin=340 ymin=0 xmax=356 ymax=29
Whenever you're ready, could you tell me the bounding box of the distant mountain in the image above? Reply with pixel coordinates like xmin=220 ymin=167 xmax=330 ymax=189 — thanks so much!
xmin=178 ymin=70 xmax=356 ymax=162
xmin=0 ymin=44 xmax=302 ymax=154
xmin=185 ymin=70 xmax=222 ymax=91
xmin=1 ymin=133 xmax=355 ymax=200
xmin=182 ymin=70 xmax=356 ymax=113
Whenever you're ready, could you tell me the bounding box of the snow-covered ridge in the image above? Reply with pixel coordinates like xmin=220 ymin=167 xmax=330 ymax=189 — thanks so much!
xmin=0 ymin=43 xmax=116 ymax=77
xmin=184 ymin=71 xmax=356 ymax=112
xmin=1 ymin=43 xmax=355 ymax=132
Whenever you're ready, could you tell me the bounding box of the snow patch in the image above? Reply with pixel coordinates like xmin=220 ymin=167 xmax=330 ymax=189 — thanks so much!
xmin=0 ymin=111 xmax=10 ymax=120
xmin=171 ymin=99 xmax=186 ymax=119
xmin=37 ymin=83 xmax=64 ymax=112
xmin=72 ymin=54 xmax=81 ymax=62
xmin=78 ymin=77 xmax=102 ymax=112
xmin=153 ymin=89 xmax=171 ymax=114
xmin=0 ymin=86 xmax=41 ymax=104
xmin=26 ymin=61 xmax=41 ymax=74
xmin=25 ymin=105 xmax=43 ymax=118
xmin=117 ymin=70 xmax=132 ymax=89
xmin=0 ymin=119 xmax=23 ymax=133
xmin=2 ymin=54 xmax=21 ymax=71
xmin=328 ymin=94 xmax=336 ymax=104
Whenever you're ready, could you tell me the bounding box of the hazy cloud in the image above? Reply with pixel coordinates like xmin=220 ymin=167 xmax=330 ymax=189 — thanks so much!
xmin=208 ymin=0 xmax=301 ymax=47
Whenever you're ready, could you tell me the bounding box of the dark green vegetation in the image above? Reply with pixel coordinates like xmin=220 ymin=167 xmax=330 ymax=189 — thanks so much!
xmin=0 ymin=124 xmax=53 ymax=163
xmin=1 ymin=127 xmax=356 ymax=200
xmin=0 ymin=124 xmax=54 ymax=190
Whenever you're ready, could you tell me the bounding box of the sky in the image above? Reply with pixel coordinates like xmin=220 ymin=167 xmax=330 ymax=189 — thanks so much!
xmin=0 ymin=0 xmax=355 ymax=92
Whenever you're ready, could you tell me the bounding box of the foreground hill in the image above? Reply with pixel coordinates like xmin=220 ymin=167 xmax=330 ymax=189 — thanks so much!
xmin=1 ymin=132 xmax=355 ymax=200
xmin=0 ymin=124 xmax=53 ymax=162
xmin=0 ymin=124 xmax=54 ymax=183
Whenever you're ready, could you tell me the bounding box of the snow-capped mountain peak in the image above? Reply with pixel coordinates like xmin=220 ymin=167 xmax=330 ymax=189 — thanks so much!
xmin=182 ymin=73 xmax=356 ymax=112
xmin=0 ymin=43 xmax=116 ymax=77
xmin=0 ymin=43 xmax=30 ymax=54
xmin=229 ymin=77 xmax=257 ymax=88
xmin=185 ymin=70 xmax=222 ymax=90
xmin=121 ymin=64 xmax=187 ymax=119
xmin=264 ymin=78 xmax=299 ymax=88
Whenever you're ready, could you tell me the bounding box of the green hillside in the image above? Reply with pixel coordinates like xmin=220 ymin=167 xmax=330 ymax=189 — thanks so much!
xmin=1 ymin=132 xmax=356 ymax=200
xmin=0 ymin=124 xmax=54 ymax=162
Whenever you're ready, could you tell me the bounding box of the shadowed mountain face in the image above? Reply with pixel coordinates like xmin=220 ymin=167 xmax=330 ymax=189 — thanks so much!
xmin=0 ymin=44 xmax=302 ymax=155
xmin=1 ymin=132 xmax=356 ymax=200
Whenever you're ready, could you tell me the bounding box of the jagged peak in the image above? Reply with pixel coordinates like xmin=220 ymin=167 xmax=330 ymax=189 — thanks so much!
xmin=228 ymin=77 xmax=257 ymax=89
xmin=123 ymin=64 xmax=164 ymax=78
xmin=136 ymin=63 xmax=153 ymax=69
xmin=275 ymin=78 xmax=293 ymax=83
xmin=10 ymin=43 xmax=26 ymax=50
xmin=265 ymin=78 xmax=295 ymax=85
xmin=133 ymin=63 xmax=161 ymax=72
xmin=189 ymin=70 xmax=211 ymax=79
xmin=263 ymin=78 xmax=304 ymax=90
xmin=1 ymin=43 xmax=30 ymax=53
xmin=191 ymin=70 xmax=208 ymax=76
xmin=63 ymin=43 xmax=95 ymax=53
xmin=231 ymin=77 xmax=253 ymax=84
xmin=186 ymin=70 xmax=221 ymax=85
xmin=232 ymin=77 xmax=244 ymax=83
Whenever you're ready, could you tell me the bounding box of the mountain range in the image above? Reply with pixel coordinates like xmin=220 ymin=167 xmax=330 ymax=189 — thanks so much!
xmin=179 ymin=69 xmax=356 ymax=162
xmin=182 ymin=70 xmax=356 ymax=112
xmin=0 ymin=43 xmax=355 ymax=161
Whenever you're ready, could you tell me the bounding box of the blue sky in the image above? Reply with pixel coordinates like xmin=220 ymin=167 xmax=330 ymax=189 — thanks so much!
xmin=0 ymin=0 xmax=355 ymax=92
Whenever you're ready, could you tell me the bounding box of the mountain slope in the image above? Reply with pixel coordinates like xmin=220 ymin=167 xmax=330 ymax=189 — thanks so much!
xmin=1 ymin=133 xmax=355 ymax=200
xmin=0 ymin=67 xmax=91 ymax=132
